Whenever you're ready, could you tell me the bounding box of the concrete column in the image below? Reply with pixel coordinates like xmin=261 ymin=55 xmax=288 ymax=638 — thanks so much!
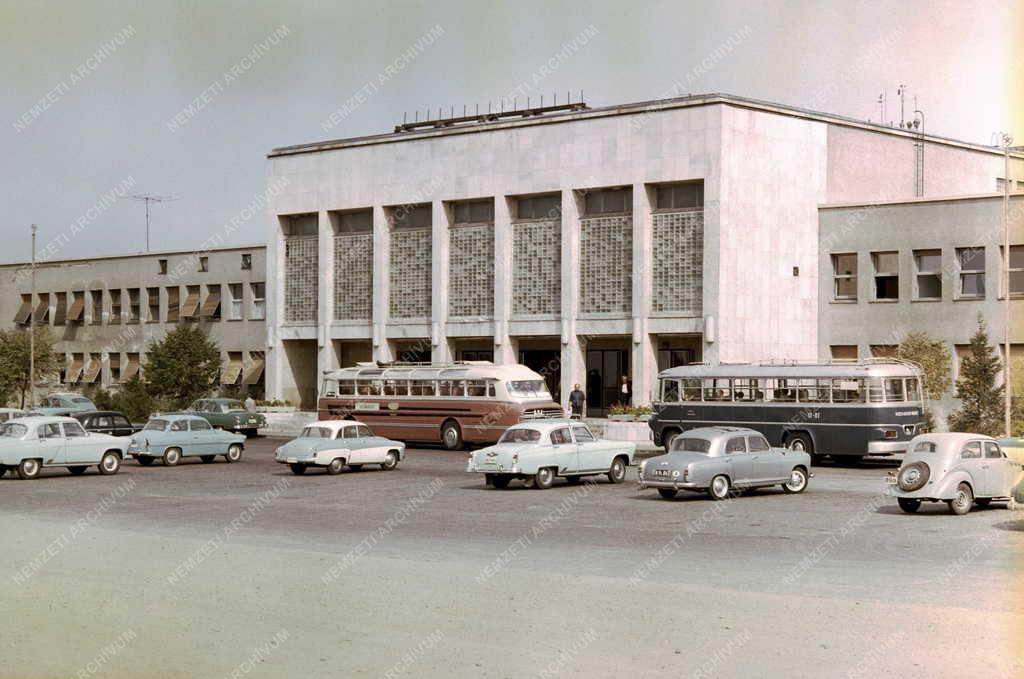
xmin=371 ymin=205 xmax=393 ymax=362
xmin=265 ymin=215 xmax=284 ymax=399
xmin=316 ymin=210 xmax=335 ymax=378
xmin=559 ymin=188 xmax=584 ymax=411
xmin=431 ymin=201 xmax=452 ymax=362
xmin=493 ymin=195 xmax=515 ymax=364
xmin=631 ymin=183 xmax=657 ymax=405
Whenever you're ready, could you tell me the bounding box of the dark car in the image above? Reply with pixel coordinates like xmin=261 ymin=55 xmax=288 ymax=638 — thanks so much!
xmin=73 ymin=411 xmax=141 ymax=437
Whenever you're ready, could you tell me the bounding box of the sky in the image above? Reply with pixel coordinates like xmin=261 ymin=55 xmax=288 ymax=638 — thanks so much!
xmin=1 ymin=0 xmax=1021 ymax=264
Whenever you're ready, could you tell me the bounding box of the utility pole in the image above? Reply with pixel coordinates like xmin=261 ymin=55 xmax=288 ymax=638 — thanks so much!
xmin=126 ymin=194 xmax=179 ymax=252
xmin=29 ymin=224 xmax=37 ymax=409
xmin=999 ymin=133 xmax=1013 ymax=435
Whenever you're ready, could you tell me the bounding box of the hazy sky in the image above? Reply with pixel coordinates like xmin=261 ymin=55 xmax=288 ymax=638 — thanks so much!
xmin=1 ymin=0 xmax=1021 ymax=264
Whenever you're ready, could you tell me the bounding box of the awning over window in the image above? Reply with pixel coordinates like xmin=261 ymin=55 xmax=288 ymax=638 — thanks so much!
xmin=200 ymin=289 xmax=222 ymax=319
xmin=33 ymin=297 xmax=48 ymax=323
xmin=82 ymin=357 xmax=102 ymax=383
xmin=181 ymin=290 xmax=200 ymax=318
xmin=221 ymin=354 xmax=243 ymax=385
xmin=243 ymin=352 xmax=265 ymax=385
xmin=121 ymin=355 xmax=141 ymax=382
xmin=53 ymin=297 xmax=67 ymax=325
xmin=13 ymin=298 xmax=31 ymax=325
xmin=66 ymin=357 xmax=85 ymax=383
xmin=67 ymin=294 xmax=85 ymax=322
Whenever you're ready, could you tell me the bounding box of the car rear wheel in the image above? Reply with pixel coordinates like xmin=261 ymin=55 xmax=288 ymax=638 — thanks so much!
xmin=200 ymin=455 xmax=216 ymax=464
xmin=658 ymin=488 xmax=678 ymax=499
xmin=897 ymin=498 xmax=921 ymax=513
xmin=68 ymin=466 xmax=88 ymax=475
xmin=948 ymin=483 xmax=973 ymax=515
xmin=607 ymin=457 xmax=627 ymax=484
xmin=224 ymin=444 xmax=243 ymax=463
xmin=162 ymin=448 xmax=181 ymax=466
xmin=289 ymin=463 xmax=307 ymax=475
xmin=534 ymin=467 xmax=555 ymax=490
xmin=708 ymin=474 xmax=730 ymax=501
xmin=136 ymin=456 xmax=154 ymax=466
xmin=18 ymin=458 xmax=42 ymax=480
xmin=782 ymin=467 xmax=809 ymax=494
xmin=381 ymin=450 xmax=399 ymax=471
xmin=326 ymin=458 xmax=344 ymax=475
xmin=98 ymin=451 xmax=121 ymax=476
xmin=490 ymin=475 xmax=511 ymax=489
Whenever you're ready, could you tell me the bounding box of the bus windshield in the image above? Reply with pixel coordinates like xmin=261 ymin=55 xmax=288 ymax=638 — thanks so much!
xmin=672 ymin=437 xmax=712 ymax=453
xmin=507 ymin=381 xmax=551 ymax=399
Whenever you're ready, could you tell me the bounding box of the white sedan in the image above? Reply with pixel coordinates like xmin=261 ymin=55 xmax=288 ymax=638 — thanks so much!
xmin=466 ymin=420 xmax=636 ymax=489
xmin=0 ymin=416 xmax=128 ymax=479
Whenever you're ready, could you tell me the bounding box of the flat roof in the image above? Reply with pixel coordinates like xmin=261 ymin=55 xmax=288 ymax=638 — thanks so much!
xmin=820 ymin=192 xmax=1024 ymax=210
xmin=0 ymin=243 xmax=266 ymax=270
xmin=269 ymin=92 xmax=1024 ymax=160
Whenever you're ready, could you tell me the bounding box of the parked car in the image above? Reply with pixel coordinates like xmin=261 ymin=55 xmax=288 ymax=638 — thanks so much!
xmin=0 ymin=408 xmax=26 ymax=423
xmin=886 ymin=433 xmax=1024 ymax=515
xmin=30 ymin=393 xmax=97 ymax=417
xmin=274 ymin=420 xmax=405 ymax=475
xmin=466 ymin=419 xmax=636 ymax=489
xmin=0 ymin=416 xmax=126 ymax=479
xmin=181 ymin=398 xmax=266 ymax=436
xmin=127 ymin=414 xmax=246 ymax=466
xmin=73 ymin=410 xmax=141 ymax=437
xmin=637 ymin=426 xmax=813 ymax=500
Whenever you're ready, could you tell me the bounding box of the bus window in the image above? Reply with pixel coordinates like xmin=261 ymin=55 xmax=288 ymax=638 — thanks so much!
xmin=905 ymin=378 xmax=920 ymax=402
xmin=884 ymin=378 xmax=905 ymax=402
xmin=384 ymin=380 xmax=409 ymax=396
xmin=339 ymin=380 xmax=357 ymax=396
xmin=797 ymin=379 xmax=831 ymax=403
xmin=703 ymin=378 xmax=731 ymax=402
xmin=467 ymin=380 xmax=487 ymax=397
xmin=356 ymin=380 xmax=383 ymax=396
xmin=661 ymin=379 xmax=680 ymax=402
xmin=831 ymin=378 xmax=864 ymax=403
xmin=486 ymin=382 xmax=496 ymax=397
xmin=771 ymin=379 xmax=796 ymax=402
xmin=410 ymin=380 xmax=436 ymax=396
xmin=867 ymin=378 xmax=884 ymax=403
xmin=733 ymin=379 xmax=759 ymax=402
xmin=681 ymin=379 xmax=702 ymax=401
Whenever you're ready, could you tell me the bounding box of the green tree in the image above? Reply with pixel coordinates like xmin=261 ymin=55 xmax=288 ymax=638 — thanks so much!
xmin=948 ymin=316 xmax=1004 ymax=435
xmin=896 ymin=331 xmax=952 ymax=401
xmin=0 ymin=327 xmax=58 ymax=408
xmin=144 ymin=326 xmax=221 ymax=408
xmin=92 ymin=376 xmax=159 ymax=423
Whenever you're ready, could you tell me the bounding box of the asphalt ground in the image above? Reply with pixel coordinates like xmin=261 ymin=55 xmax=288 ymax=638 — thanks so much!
xmin=1 ymin=437 xmax=1021 ymax=678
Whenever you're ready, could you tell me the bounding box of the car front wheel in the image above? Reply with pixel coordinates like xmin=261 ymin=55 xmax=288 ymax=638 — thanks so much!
xmin=607 ymin=457 xmax=627 ymax=484
xmin=18 ymin=458 xmax=42 ymax=480
xmin=224 ymin=444 xmax=243 ymax=463
xmin=782 ymin=467 xmax=808 ymax=494
xmin=98 ymin=452 xmax=121 ymax=475
xmin=948 ymin=483 xmax=973 ymax=515
xmin=381 ymin=450 xmax=399 ymax=471
xmin=708 ymin=474 xmax=730 ymax=501
xmin=534 ymin=467 xmax=555 ymax=489
xmin=898 ymin=498 xmax=921 ymax=513
xmin=162 ymin=448 xmax=181 ymax=466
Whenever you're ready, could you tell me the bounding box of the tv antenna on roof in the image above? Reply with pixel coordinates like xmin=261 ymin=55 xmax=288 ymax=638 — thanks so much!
xmin=125 ymin=194 xmax=179 ymax=252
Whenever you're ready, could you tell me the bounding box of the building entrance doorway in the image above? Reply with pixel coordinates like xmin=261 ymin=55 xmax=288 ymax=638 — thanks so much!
xmin=518 ymin=349 xmax=561 ymax=403
xmin=585 ymin=342 xmax=630 ymax=417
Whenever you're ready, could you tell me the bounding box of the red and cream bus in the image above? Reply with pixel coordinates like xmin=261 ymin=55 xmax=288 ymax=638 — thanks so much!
xmin=318 ymin=362 xmax=565 ymax=449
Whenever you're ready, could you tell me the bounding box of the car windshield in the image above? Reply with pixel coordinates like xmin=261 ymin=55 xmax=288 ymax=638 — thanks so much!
xmin=143 ymin=419 xmax=168 ymax=431
xmin=672 ymin=437 xmax=712 ymax=454
xmin=507 ymin=380 xmax=551 ymax=399
xmin=222 ymin=401 xmax=245 ymax=412
xmin=301 ymin=426 xmax=333 ymax=439
xmin=0 ymin=423 xmax=27 ymax=438
xmin=499 ymin=428 xmax=542 ymax=444
xmin=911 ymin=440 xmax=938 ymax=453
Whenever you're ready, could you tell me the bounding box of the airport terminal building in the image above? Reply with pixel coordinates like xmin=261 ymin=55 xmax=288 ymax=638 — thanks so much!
xmin=264 ymin=93 xmax=1023 ymax=411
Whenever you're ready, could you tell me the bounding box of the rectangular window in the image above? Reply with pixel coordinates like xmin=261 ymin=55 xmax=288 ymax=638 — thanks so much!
xmin=1007 ymin=245 xmax=1024 ymax=297
xmin=452 ymin=199 xmax=494 ymax=225
xmin=158 ymin=259 xmax=168 ymax=275
xmin=832 ymin=253 xmax=858 ymax=300
xmin=166 ymin=287 xmax=180 ymax=323
xmin=914 ymin=249 xmax=942 ymax=299
xmin=514 ymin=194 xmax=561 ymax=221
xmin=957 ymin=247 xmax=985 ymax=298
xmin=109 ymin=353 xmax=120 ymax=383
xmin=14 ymin=294 xmax=31 ymax=325
xmin=702 ymin=378 xmax=732 ymax=402
xmin=127 ymin=288 xmax=141 ymax=323
xmin=390 ymin=204 xmax=431 ymax=230
xmin=90 ymin=290 xmax=103 ymax=325
xmin=147 ymin=287 xmax=160 ymax=322
xmin=68 ymin=291 xmax=85 ymax=323
xmin=872 ymin=251 xmax=899 ymax=300
xmin=654 ymin=182 xmax=703 ymax=210
xmin=336 ymin=210 xmax=373 ymax=233
xmin=831 ymin=378 xmax=865 ymax=403
xmin=583 ymin=187 xmax=631 ymax=216
xmin=250 ymin=282 xmax=266 ymax=320
xmin=241 ymin=253 xmax=252 ymax=270
xmin=54 ymin=292 xmax=67 ymax=326
xmin=228 ymin=283 xmax=243 ymax=320
xmin=109 ymin=290 xmax=121 ymax=324
xmin=830 ymin=345 xmax=858 ymax=360
xmin=198 ymin=256 xmax=209 ymax=272
xmin=34 ymin=293 xmax=50 ymax=324
xmin=681 ymin=378 xmax=702 ymax=401
xmin=870 ymin=345 xmax=898 ymax=358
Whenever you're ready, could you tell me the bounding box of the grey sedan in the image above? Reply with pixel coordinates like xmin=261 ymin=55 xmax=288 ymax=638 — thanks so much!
xmin=638 ymin=426 xmax=812 ymax=500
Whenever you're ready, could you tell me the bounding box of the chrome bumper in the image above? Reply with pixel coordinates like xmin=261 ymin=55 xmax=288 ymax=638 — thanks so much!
xmin=868 ymin=440 xmax=909 ymax=455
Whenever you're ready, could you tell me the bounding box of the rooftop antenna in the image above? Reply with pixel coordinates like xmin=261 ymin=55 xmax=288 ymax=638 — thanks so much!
xmin=125 ymin=194 xmax=179 ymax=252
xmin=896 ymin=83 xmax=907 ymax=126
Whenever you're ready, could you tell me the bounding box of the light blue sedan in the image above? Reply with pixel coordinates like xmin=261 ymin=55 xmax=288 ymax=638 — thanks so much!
xmin=127 ymin=414 xmax=246 ymax=466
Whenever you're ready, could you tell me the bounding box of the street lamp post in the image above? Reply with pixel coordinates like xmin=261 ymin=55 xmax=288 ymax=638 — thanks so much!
xmin=1002 ymin=135 xmax=1012 ymax=436
xmin=29 ymin=224 xmax=37 ymax=409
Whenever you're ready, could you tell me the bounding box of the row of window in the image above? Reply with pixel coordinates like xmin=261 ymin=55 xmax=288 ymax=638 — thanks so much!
xmin=14 ymin=282 xmax=266 ymax=327
xmin=659 ymin=376 xmax=921 ymax=404
xmin=155 ymin=252 xmax=253 ymax=275
xmin=281 ymin=182 xmax=705 ymax=235
xmin=52 ymin=350 xmax=265 ymax=386
xmin=831 ymin=246 xmax=1024 ymax=302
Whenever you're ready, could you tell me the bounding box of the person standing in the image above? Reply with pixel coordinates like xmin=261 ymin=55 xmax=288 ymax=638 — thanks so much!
xmin=620 ymin=375 xmax=631 ymax=406
xmin=244 ymin=395 xmax=257 ymax=413
xmin=568 ymin=383 xmax=586 ymax=419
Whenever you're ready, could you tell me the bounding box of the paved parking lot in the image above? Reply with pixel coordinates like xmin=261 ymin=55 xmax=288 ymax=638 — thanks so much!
xmin=1 ymin=437 xmax=1021 ymax=678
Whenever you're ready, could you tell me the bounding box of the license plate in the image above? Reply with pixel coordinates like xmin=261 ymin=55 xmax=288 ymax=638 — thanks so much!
xmin=654 ymin=469 xmax=670 ymax=477
xmin=248 ymin=418 xmax=257 ymax=424
xmin=885 ymin=476 xmax=897 ymax=485
xmin=286 ymin=457 xmax=298 ymax=464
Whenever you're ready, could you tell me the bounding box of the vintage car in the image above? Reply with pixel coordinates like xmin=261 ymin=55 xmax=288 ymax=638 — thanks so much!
xmin=886 ymin=433 xmax=1024 ymax=515
xmin=127 ymin=414 xmax=246 ymax=466
xmin=0 ymin=416 xmax=127 ymax=479
xmin=30 ymin=393 xmax=98 ymax=417
xmin=0 ymin=408 xmax=26 ymax=423
xmin=73 ymin=410 xmax=141 ymax=437
xmin=466 ymin=419 xmax=636 ymax=489
xmin=180 ymin=398 xmax=266 ymax=436
xmin=637 ymin=426 xmax=813 ymax=500
xmin=274 ymin=420 xmax=405 ymax=475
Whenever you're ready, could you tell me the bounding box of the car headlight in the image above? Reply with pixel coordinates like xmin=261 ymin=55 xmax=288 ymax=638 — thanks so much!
xmin=639 ymin=460 xmax=647 ymax=474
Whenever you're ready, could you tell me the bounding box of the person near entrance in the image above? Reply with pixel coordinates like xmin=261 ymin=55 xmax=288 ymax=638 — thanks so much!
xmin=568 ymin=384 xmax=586 ymax=419
xmin=620 ymin=375 xmax=631 ymax=406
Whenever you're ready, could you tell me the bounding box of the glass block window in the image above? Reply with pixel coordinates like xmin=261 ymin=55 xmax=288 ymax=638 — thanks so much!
xmin=512 ymin=220 xmax=561 ymax=315
xmin=333 ymin=210 xmax=373 ymax=320
xmin=389 ymin=228 xmax=432 ymax=319
xmin=651 ymin=210 xmax=703 ymax=314
xmin=449 ymin=222 xmax=494 ymax=317
xmin=580 ymin=214 xmax=632 ymax=313
xmin=284 ymin=235 xmax=318 ymax=323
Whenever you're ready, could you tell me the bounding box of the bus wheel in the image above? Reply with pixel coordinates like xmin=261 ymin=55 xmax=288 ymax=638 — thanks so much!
xmin=441 ymin=420 xmax=463 ymax=451
xmin=662 ymin=429 xmax=680 ymax=453
xmin=785 ymin=433 xmax=813 ymax=455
